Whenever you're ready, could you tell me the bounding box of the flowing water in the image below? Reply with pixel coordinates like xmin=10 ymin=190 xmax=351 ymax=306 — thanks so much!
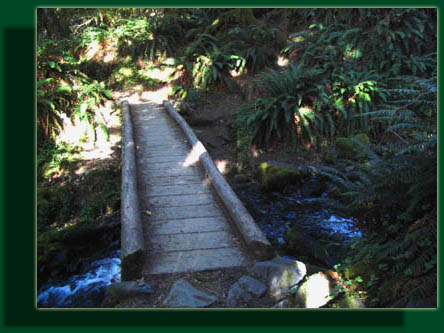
xmin=37 ymin=178 xmax=361 ymax=308
xmin=37 ymin=250 xmax=121 ymax=308
xmin=233 ymin=181 xmax=361 ymax=246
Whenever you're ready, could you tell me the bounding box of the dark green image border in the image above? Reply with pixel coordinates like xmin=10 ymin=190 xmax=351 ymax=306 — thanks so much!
xmin=0 ymin=0 xmax=442 ymax=331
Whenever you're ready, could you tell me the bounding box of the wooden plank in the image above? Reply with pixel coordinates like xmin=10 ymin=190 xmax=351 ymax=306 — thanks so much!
xmin=138 ymin=155 xmax=187 ymax=163
xmin=144 ymin=161 xmax=194 ymax=170
xmin=143 ymin=175 xmax=205 ymax=186
xmin=139 ymin=165 xmax=201 ymax=177
xmin=142 ymin=148 xmax=191 ymax=157
xmin=149 ymin=216 xmax=230 ymax=235
xmin=143 ymin=247 xmax=250 ymax=275
xmin=145 ymin=192 xmax=215 ymax=208
xmin=148 ymin=230 xmax=238 ymax=252
xmin=143 ymin=183 xmax=211 ymax=197
xmin=148 ymin=203 xmax=223 ymax=221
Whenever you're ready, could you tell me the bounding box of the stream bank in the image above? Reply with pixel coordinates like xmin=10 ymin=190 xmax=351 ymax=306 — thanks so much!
xmin=229 ymin=170 xmax=361 ymax=268
xmin=37 ymin=169 xmax=361 ymax=308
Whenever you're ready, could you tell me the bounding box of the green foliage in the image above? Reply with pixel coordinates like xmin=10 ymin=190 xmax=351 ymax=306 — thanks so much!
xmin=329 ymin=71 xmax=386 ymax=136
xmin=260 ymin=64 xmax=324 ymax=98
xmin=37 ymin=162 xmax=121 ymax=232
xmin=240 ymin=8 xmax=436 ymax=149
xmin=192 ymin=52 xmax=245 ymax=90
xmin=241 ymin=64 xmax=340 ymax=146
xmin=77 ymin=26 xmax=111 ymax=58
xmin=336 ymin=210 xmax=436 ymax=307
xmin=170 ymin=33 xmax=246 ymax=91
xmin=227 ymin=25 xmax=278 ymax=73
xmin=233 ymin=106 xmax=254 ymax=168
xmin=239 ymin=64 xmax=389 ymax=148
xmin=285 ymin=9 xmax=436 ymax=76
xmin=321 ymin=70 xmax=436 ymax=221
xmin=169 ymin=23 xmax=280 ymax=92
xmin=37 ymin=40 xmax=112 ymax=143
xmin=108 ymin=62 xmax=161 ymax=90
xmin=319 ymin=93 xmax=436 ymax=307
xmin=316 ymin=60 xmax=437 ymax=306
xmin=73 ymin=81 xmax=112 ymax=142
xmin=37 ymin=141 xmax=81 ymax=180
xmin=115 ymin=17 xmax=177 ymax=61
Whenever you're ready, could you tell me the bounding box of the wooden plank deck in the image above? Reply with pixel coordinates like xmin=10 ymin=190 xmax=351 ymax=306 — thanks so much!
xmin=130 ymin=102 xmax=251 ymax=276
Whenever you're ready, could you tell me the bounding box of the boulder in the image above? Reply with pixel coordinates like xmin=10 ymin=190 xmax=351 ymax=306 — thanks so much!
xmin=292 ymin=272 xmax=333 ymax=308
xmin=324 ymin=150 xmax=337 ymax=165
xmin=284 ymin=225 xmax=336 ymax=267
xmin=236 ymin=275 xmax=267 ymax=296
xmin=226 ymin=275 xmax=266 ymax=307
xmin=257 ymin=162 xmax=305 ymax=192
xmin=233 ymin=174 xmax=250 ymax=184
xmin=102 ymin=281 xmax=154 ymax=307
xmin=337 ymin=294 xmax=366 ymax=308
xmin=335 ymin=133 xmax=371 ymax=160
xmin=162 ymin=279 xmax=218 ymax=308
xmin=250 ymin=257 xmax=306 ymax=300
xmin=272 ymin=299 xmax=290 ymax=308
xmin=300 ymin=178 xmax=326 ymax=198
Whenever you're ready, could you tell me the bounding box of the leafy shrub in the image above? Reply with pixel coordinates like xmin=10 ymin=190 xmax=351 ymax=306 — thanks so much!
xmin=170 ymin=33 xmax=246 ymax=91
xmin=241 ymin=64 xmax=342 ymax=146
xmin=37 ymin=39 xmax=112 ymax=143
xmin=76 ymin=26 xmax=112 ymax=60
xmin=329 ymin=70 xmax=386 ymax=137
xmin=242 ymin=9 xmax=436 ymax=148
xmin=115 ymin=17 xmax=178 ymax=61
xmin=319 ymin=78 xmax=436 ymax=306
xmin=227 ymin=24 xmax=278 ymax=73
xmin=284 ymin=9 xmax=436 ymax=76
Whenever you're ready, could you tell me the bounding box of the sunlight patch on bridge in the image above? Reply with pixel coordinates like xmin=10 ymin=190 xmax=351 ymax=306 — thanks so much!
xmin=182 ymin=142 xmax=205 ymax=167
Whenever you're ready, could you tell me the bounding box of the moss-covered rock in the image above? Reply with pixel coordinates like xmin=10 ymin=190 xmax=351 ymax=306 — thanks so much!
xmin=354 ymin=133 xmax=370 ymax=146
xmin=337 ymin=294 xmax=366 ymax=308
xmin=257 ymin=162 xmax=305 ymax=192
xmin=335 ymin=133 xmax=371 ymax=160
xmin=324 ymin=150 xmax=337 ymax=165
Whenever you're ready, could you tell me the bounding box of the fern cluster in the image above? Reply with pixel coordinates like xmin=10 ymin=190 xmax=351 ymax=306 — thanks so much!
xmin=240 ymin=8 xmax=436 ymax=149
xmin=319 ymin=70 xmax=436 ymax=307
xmin=227 ymin=24 xmax=279 ymax=73
xmin=240 ymin=64 xmax=328 ymax=145
xmin=286 ymin=9 xmax=435 ymax=76
xmin=240 ymin=64 xmax=389 ymax=147
xmin=37 ymin=40 xmax=112 ymax=142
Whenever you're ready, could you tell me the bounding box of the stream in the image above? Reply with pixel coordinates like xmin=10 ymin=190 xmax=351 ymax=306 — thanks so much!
xmin=37 ymin=249 xmax=121 ymax=308
xmin=37 ymin=178 xmax=361 ymax=308
xmin=233 ymin=180 xmax=361 ymax=245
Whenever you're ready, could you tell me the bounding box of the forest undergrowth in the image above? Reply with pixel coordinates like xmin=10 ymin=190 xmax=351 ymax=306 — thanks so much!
xmin=37 ymin=8 xmax=437 ymax=308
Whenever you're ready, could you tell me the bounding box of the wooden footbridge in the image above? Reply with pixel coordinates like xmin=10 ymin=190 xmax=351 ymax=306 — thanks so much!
xmin=120 ymin=100 xmax=272 ymax=280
